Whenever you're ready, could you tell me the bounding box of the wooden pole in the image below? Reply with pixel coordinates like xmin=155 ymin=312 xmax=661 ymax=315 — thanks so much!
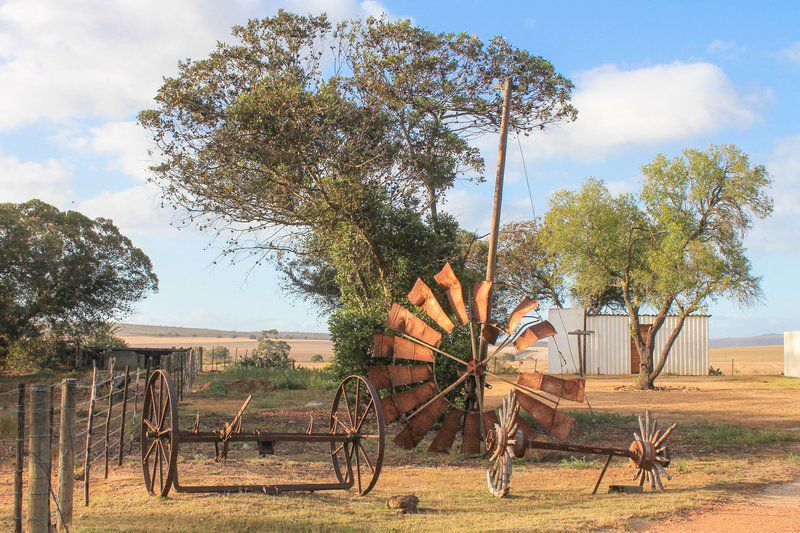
xmin=83 ymin=363 xmax=97 ymax=506
xmin=128 ymin=368 xmax=141 ymax=454
xmin=478 ymin=77 xmax=513 ymax=362
xmin=117 ymin=365 xmax=130 ymax=466
xmin=103 ymin=358 xmax=115 ymax=479
xmin=13 ymin=383 xmax=25 ymax=533
xmin=56 ymin=379 xmax=77 ymax=532
xmin=27 ymin=385 xmax=51 ymax=533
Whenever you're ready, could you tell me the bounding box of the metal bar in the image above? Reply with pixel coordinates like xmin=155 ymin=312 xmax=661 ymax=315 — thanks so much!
xmin=104 ymin=358 xmax=114 ymax=479
xmin=118 ymin=365 xmax=130 ymax=466
xmin=83 ymin=363 xmax=97 ymax=506
xmin=527 ymin=439 xmax=633 ymax=459
xmin=177 ymin=432 xmax=358 ymax=443
xmin=174 ymin=481 xmax=351 ymax=494
xmin=592 ymin=454 xmax=613 ymax=495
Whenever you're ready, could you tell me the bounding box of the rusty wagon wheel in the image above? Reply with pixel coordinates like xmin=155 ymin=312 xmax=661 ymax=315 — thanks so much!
xmin=141 ymin=369 xmax=179 ymax=497
xmin=329 ymin=375 xmax=385 ymax=495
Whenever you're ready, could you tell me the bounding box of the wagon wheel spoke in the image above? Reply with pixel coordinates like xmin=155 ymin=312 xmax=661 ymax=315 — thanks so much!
xmin=143 ymin=418 xmax=158 ymax=434
xmin=342 ymin=385 xmax=355 ymax=427
xmin=355 ymin=398 xmax=374 ymax=433
xmin=143 ymin=439 xmax=158 ymax=463
xmin=354 ymin=380 xmax=360 ymax=429
xmin=332 ymin=443 xmax=345 ymax=456
xmin=158 ymin=388 xmax=169 ymax=430
xmin=332 ymin=414 xmax=351 ymax=434
xmin=358 ymin=441 xmax=375 ymax=473
xmin=149 ymin=448 xmax=159 ymax=493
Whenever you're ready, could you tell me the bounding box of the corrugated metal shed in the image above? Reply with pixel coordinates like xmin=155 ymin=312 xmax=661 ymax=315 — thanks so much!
xmin=547 ymin=308 xmax=709 ymax=376
xmin=785 ymin=331 xmax=800 ymax=378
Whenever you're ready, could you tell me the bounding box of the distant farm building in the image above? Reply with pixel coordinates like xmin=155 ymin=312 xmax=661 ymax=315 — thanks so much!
xmin=546 ymin=308 xmax=709 ymax=376
xmin=785 ymin=331 xmax=800 ymax=377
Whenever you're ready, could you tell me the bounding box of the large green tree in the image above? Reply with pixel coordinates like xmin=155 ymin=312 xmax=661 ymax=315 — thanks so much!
xmin=140 ymin=11 xmax=576 ymax=310
xmin=544 ymin=145 xmax=772 ymax=388
xmin=0 ymin=200 xmax=158 ymax=366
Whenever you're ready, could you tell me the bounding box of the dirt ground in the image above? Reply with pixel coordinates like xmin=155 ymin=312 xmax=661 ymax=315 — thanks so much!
xmin=1 ymin=373 xmax=798 ymax=531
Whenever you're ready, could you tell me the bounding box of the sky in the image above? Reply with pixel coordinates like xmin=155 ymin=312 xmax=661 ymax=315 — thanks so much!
xmin=1 ymin=0 xmax=798 ymax=337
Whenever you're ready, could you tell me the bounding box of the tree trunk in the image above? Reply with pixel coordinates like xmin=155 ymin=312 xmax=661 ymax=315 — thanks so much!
xmin=426 ymin=183 xmax=438 ymax=223
xmin=649 ymin=312 xmax=689 ymax=383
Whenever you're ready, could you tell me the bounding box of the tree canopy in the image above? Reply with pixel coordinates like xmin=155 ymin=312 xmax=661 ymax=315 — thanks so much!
xmin=0 ymin=199 xmax=158 ymax=366
xmin=543 ymin=145 xmax=772 ymax=388
xmin=140 ymin=11 xmax=576 ymax=310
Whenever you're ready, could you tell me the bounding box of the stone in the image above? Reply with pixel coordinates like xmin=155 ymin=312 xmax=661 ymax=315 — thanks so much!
xmin=387 ymin=494 xmax=419 ymax=514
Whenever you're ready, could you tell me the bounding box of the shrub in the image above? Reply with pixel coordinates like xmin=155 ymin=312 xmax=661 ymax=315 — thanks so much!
xmin=219 ymin=366 xmax=338 ymax=390
xmin=310 ymin=354 xmax=324 ymax=362
xmin=329 ymin=304 xmax=385 ymax=380
xmin=207 ymin=346 xmax=230 ymax=360
xmin=238 ymin=330 xmax=291 ymax=368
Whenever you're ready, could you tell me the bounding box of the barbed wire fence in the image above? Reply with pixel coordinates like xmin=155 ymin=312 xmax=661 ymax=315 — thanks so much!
xmin=0 ymin=347 xmax=202 ymax=532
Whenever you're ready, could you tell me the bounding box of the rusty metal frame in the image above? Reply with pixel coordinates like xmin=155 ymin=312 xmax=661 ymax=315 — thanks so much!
xmin=141 ymin=370 xmax=385 ymax=497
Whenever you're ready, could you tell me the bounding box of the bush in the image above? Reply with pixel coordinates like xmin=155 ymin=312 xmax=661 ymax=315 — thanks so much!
xmin=328 ymin=304 xmax=385 ymax=380
xmin=4 ymin=336 xmax=63 ymax=371
xmin=310 ymin=354 xmax=324 ymax=362
xmin=207 ymin=346 xmax=230 ymax=360
xmin=238 ymin=330 xmax=291 ymax=368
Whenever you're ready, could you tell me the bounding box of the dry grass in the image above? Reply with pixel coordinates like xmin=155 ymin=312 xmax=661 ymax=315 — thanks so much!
xmin=120 ymin=335 xmax=334 ymax=362
xmin=2 ymin=373 xmax=799 ymax=531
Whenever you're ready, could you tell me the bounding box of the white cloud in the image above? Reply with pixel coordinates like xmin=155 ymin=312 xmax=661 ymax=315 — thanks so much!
xmin=0 ymin=151 xmax=73 ymax=204
xmin=77 ymin=183 xmax=173 ymax=236
xmin=707 ymin=39 xmax=746 ymax=59
xmin=0 ymin=0 xmax=393 ymax=131
xmin=65 ymin=121 xmax=154 ymax=181
xmin=521 ymin=62 xmax=765 ymax=162
xmin=780 ymin=42 xmax=800 ymax=64
xmin=748 ymin=136 xmax=800 ymax=255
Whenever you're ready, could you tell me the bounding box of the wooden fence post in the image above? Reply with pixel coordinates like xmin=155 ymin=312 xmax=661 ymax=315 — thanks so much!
xmin=13 ymin=383 xmax=25 ymax=533
xmin=103 ymin=358 xmax=115 ymax=479
xmin=118 ymin=365 xmax=130 ymax=466
xmin=27 ymin=385 xmax=51 ymax=533
xmin=84 ymin=363 xmax=97 ymax=506
xmin=56 ymin=378 xmax=76 ymax=532
xmin=128 ymin=369 xmax=141 ymax=455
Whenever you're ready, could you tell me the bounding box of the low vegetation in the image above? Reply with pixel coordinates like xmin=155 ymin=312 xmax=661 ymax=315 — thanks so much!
xmin=202 ymin=366 xmax=339 ymax=395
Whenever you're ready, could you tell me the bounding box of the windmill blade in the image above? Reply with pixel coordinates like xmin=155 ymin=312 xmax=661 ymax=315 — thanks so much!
xmin=515 ymin=390 xmax=576 ymax=440
xmin=381 ymin=381 xmax=439 ymax=423
xmin=513 ymin=321 xmax=557 ymax=352
xmin=433 ymin=263 xmax=469 ymax=325
xmin=429 ymin=408 xmax=463 ymax=453
xmin=373 ymin=334 xmax=434 ymax=363
xmin=393 ymin=397 xmax=449 ymax=450
xmin=461 ymin=412 xmax=482 ymax=454
xmin=482 ymin=323 xmax=502 ymax=345
xmin=517 ymin=372 xmax=586 ymax=403
xmin=384 ymin=304 xmax=442 ymax=347
xmin=506 ymin=298 xmax=540 ymax=334
xmin=367 ymin=365 xmax=433 ymax=391
xmin=472 ymin=281 xmax=493 ymax=323
xmin=408 ymin=278 xmax=455 ymax=333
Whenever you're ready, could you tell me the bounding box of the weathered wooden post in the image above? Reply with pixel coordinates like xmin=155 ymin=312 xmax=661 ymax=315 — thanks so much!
xmin=128 ymin=369 xmax=141 ymax=455
xmin=13 ymin=383 xmax=25 ymax=533
xmin=27 ymin=385 xmax=51 ymax=533
xmin=84 ymin=363 xmax=97 ymax=506
xmin=103 ymin=358 xmax=115 ymax=479
xmin=117 ymin=365 xmax=130 ymax=466
xmin=56 ymin=378 xmax=77 ymax=532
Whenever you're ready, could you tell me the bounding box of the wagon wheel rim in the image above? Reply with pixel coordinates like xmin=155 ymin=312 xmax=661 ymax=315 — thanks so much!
xmin=141 ymin=369 xmax=179 ymax=497
xmin=330 ymin=375 xmax=385 ymax=495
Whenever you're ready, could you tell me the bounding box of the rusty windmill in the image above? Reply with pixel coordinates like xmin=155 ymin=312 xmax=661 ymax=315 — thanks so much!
xmin=368 ymin=78 xmax=587 ymax=455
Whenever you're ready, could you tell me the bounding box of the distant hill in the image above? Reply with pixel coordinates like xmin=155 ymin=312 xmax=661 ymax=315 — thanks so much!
xmin=117 ymin=323 xmax=330 ymax=341
xmin=710 ymin=333 xmax=783 ymax=349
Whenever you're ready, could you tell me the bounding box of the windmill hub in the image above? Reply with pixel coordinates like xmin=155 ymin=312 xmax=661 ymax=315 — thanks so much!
xmin=466 ymin=360 xmax=484 ymax=376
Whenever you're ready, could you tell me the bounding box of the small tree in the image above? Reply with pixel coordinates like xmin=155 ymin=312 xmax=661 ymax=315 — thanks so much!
xmin=239 ymin=330 xmax=291 ymax=368
xmin=545 ymin=145 xmax=772 ymax=389
xmin=83 ymin=324 xmax=128 ymax=349
xmin=310 ymin=354 xmax=324 ymax=362
xmin=207 ymin=346 xmax=230 ymax=360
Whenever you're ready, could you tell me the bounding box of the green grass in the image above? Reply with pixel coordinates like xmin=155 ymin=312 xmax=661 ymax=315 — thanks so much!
xmin=564 ymin=410 xmax=637 ymax=441
xmin=200 ymin=366 xmax=339 ymax=396
xmin=683 ymin=420 xmax=799 ymax=446
xmin=560 ymin=457 xmax=600 ymax=469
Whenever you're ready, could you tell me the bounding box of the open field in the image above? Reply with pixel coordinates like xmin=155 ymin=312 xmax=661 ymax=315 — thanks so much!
xmin=709 ymin=345 xmax=783 ymax=375
xmin=121 ymin=335 xmax=334 ymax=362
xmin=2 ymin=372 xmax=798 ymax=531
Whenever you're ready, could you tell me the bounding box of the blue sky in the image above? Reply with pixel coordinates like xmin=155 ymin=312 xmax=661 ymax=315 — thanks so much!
xmin=1 ymin=0 xmax=798 ymax=337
